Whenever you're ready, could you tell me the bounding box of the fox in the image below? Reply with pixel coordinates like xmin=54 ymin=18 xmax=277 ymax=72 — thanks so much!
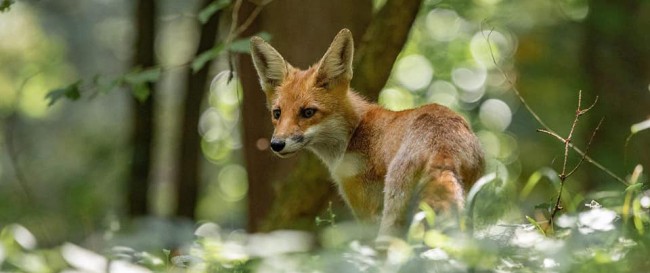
xmin=249 ymin=29 xmax=484 ymax=240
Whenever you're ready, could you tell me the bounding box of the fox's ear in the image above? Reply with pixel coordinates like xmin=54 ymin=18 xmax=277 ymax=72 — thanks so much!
xmin=316 ymin=29 xmax=354 ymax=89
xmin=250 ymin=37 xmax=288 ymax=93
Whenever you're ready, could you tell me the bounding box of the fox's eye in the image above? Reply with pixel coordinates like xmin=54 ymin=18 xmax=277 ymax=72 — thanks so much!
xmin=301 ymin=108 xmax=317 ymax=118
xmin=272 ymin=109 xmax=281 ymax=119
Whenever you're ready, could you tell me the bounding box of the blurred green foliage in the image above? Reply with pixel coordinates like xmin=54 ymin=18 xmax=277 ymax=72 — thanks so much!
xmin=3 ymin=183 xmax=650 ymax=272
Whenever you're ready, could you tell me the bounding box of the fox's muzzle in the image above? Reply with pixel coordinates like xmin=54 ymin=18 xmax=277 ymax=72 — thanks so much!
xmin=269 ymin=139 xmax=285 ymax=152
xmin=269 ymin=135 xmax=306 ymax=156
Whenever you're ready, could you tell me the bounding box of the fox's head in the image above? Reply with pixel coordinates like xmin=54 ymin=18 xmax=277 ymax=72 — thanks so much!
xmin=250 ymin=29 xmax=357 ymax=158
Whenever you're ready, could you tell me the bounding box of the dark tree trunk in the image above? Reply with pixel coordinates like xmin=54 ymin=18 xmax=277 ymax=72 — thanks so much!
xmin=128 ymin=0 xmax=156 ymax=217
xmin=174 ymin=0 xmax=221 ymax=219
xmin=581 ymin=0 xmax=650 ymax=185
xmin=238 ymin=0 xmax=423 ymax=232
xmin=352 ymin=0 xmax=424 ymax=101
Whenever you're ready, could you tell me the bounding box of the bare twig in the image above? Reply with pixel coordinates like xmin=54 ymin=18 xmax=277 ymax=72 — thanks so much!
xmin=544 ymin=93 xmax=601 ymax=228
xmin=566 ymin=117 xmax=603 ymax=178
xmin=536 ymin=129 xmax=565 ymax=143
xmin=481 ymin=23 xmax=627 ymax=186
xmin=224 ymin=0 xmax=268 ymax=45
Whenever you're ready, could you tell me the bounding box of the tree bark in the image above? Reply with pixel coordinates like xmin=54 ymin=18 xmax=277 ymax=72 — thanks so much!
xmin=352 ymin=0 xmax=424 ymax=101
xmin=174 ymin=0 xmax=221 ymax=219
xmin=238 ymin=0 xmax=424 ymax=232
xmin=128 ymin=0 xmax=156 ymax=217
xmin=581 ymin=0 xmax=650 ymax=184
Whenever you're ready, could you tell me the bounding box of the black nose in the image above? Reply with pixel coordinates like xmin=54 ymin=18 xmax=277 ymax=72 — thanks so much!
xmin=270 ymin=139 xmax=285 ymax=152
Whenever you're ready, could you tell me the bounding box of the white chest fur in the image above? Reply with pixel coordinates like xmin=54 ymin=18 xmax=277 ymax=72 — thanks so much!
xmin=329 ymin=153 xmax=365 ymax=184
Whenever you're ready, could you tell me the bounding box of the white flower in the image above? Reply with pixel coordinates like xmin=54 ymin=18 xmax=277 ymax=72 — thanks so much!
xmin=640 ymin=196 xmax=650 ymax=209
xmin=542 ymin=258 xmax=559 ymax=268
xmin=511 ymin=228 xmax=544 ymax=248
xmin=556 ymin=214 xmax=577 ymax=228
xmin=578 ymin=208 xmax=617 ymax=234
xmin=420 ymin=248 xmax=449 ymax=260
xmin=585 ymin=200 xmax=602 ymax=209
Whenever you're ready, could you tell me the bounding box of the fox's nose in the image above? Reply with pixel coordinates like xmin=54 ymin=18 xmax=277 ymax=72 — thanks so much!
xmin=270 ymin=139 xmax=286 ymax=152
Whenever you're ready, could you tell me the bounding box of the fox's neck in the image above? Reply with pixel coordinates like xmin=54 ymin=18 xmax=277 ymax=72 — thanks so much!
xmin=308 ymin=90 xmax=372 ymax=170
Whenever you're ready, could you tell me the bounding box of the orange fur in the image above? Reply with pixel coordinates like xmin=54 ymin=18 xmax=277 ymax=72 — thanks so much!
xmin=250 ymin=29 xmax=484 ymax=238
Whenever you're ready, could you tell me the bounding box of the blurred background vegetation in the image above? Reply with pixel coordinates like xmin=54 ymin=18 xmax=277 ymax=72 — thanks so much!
xmin=0 ymin=0 xmax=649 ymax=270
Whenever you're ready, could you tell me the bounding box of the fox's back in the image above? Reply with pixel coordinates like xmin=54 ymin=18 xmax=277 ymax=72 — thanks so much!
xmin=348 ymin=101 xmax=484 ymax=193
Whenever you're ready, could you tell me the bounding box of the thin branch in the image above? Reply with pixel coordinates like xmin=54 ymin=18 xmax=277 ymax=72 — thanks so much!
xmin=225 ymin=0 xmax=243 ymax=44
xmin=536 ymin=129 xmax=565 ymax=143
xmin=481 ymin=23 xmax=627 ymax=186
xmin=566 ymin=117 xmax=604 ymax=177
xmin=224 ymin=0 xmax=268 ymax=45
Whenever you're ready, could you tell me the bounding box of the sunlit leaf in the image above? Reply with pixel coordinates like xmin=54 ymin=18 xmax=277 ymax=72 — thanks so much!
xmin=631 ymin=119 xmax=650 ymax=134
xmin=198 ymin=0 xmax=231 ymax=24
xmin=45 ymin=80 xmax=82 ymax=106
xmin=192 ymin=44 xmax=225 ymax=73
xmin=525 ymin=215 xmax=546 ymax=236
xmin=229 ymin=32 xmax=272 ymax=53
xmin=520 ymin=167 xmax=561 ymax=200
xmin=625 ymin=183 xmax=643 ymax=193
xmin=466 ymin=172 xmax=498 ymax=211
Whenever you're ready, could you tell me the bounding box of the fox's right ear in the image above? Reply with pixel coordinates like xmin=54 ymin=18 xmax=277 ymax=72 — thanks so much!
xmin=250 ymin=37 xmax=288 ymax=94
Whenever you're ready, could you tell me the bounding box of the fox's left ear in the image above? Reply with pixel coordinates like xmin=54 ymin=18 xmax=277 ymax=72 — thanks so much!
xmin=250 ymin=36 xmax=289 ymax=94
xmin=316 ymin=29 xmax=354 ymax=89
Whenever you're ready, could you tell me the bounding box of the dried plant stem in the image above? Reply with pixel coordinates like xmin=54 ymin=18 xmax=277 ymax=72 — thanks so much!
xmin=481 ymin=26 xmax=627 ymax=186
xmin=225 ymin=0 xmax=268 ymax=45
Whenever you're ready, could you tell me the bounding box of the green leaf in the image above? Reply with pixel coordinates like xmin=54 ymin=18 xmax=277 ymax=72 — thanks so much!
xmin=526 ymin=215 xmax=546 ymax=236
xmin=198 ymin=0 xmax=231 ymax=24
xmin=466 ymin=172 xmax=499 ymax=210
xmin=0 ymin=0 xmax=14 ymax=12
xmin=192 ymin=44 xmax=224 ymax=73
xmin=124 ymin=67 xmax=161 ymax=85
xmin=534 ymin=202 xmax=552 ymax=212
xmin=121 ymin=67 xmax=160 ymax=102
xmin=228 ymin=32 xmax=272 ymax=53
xmin=625 ymin=183 xmax=643 ymax=193
xmin=132 ymin=83 xmax=150 ymax=103
xmin=520 ymin=167 xmax=561 ymax=200
xmin=45 ymin=80 xmax=82 ymax=106
xmin=631 ymin=119 xmax=650 ymax=134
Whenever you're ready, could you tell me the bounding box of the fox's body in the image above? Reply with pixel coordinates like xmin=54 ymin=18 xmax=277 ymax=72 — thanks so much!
xmin=250 ymin=29 xmax=484 ymax=237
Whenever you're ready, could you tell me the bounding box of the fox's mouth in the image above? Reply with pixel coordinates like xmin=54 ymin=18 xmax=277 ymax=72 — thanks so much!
xmin=276 ymin=151 xmax=297 ymax=158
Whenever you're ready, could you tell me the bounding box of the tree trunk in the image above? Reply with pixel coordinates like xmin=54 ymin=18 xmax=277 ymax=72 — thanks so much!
xmin=128 ymin=0 xmax=156 ymax=217
xmin=174 ymin=0 xmax=221 ymax=219
xmin=352 ymin=0 xmax=424 ymax=101
xmin=581 ymin=0 xmax=650 ymax=185
xmin=238 ymin=0 xmax=423 ymax=232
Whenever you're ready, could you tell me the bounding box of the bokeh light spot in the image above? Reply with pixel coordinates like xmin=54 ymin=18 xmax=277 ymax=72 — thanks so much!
xmin=452 ymin=66 xmax=487 ymax=91
xmin=479 ymin=99 xmax=512 ymax=131
xmin=427 ymin=80 xmax=458 ymax=108
xmin=379 ymin=88 xmax=414 ymax=111
xmin=426 ymin=9 xmax=462 ymax=42
xmin=218 ymin=165 xmax=248 ymax=202
xmin=395 ymin=55 xmax=434 ymax=91
xmin=470 ymin=30 xmax=512 ymax=68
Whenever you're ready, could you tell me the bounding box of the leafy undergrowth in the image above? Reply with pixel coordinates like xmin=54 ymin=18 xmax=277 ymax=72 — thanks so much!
xmin=1 ymin=171 xmax=649 ymax=273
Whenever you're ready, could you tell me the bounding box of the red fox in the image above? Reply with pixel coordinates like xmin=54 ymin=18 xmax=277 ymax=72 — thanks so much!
xmin=250 ymin=29 xmax=484 ymax=239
